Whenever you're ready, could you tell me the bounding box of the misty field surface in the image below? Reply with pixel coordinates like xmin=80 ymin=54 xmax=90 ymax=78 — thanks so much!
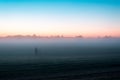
xmin=0 ymin=38 xmax=120 ymax=80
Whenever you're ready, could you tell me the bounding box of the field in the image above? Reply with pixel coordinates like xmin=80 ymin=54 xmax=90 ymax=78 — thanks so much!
xmin=0 ymin=38 xmax=120 ymax=80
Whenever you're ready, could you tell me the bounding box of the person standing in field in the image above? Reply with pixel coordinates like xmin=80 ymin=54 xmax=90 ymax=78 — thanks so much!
xmin=34 ymin=47 xmax=38 ymax=56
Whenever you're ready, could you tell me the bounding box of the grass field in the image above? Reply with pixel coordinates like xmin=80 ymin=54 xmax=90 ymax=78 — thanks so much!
xmin=0 ymin=38 xmax=120 ymax=80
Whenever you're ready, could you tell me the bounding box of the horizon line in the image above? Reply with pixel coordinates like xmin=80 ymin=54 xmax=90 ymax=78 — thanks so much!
xmin=0 ymin=34 xmax=120 ymax=39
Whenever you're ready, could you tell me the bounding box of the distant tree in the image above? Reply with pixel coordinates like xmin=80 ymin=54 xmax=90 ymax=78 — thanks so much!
xmin=75 ymin=35 xmax=83 ymax=38
xmin=104 ymin=36 xmax=112 ymax=38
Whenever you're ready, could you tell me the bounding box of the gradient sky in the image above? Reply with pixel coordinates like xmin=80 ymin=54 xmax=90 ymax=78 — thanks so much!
xmin=0 ymin=0 xmax=120 ymax=37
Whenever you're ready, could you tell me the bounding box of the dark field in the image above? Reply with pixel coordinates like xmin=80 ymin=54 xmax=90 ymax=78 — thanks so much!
xmin=0 ymin=38 xmax=120 ymax=80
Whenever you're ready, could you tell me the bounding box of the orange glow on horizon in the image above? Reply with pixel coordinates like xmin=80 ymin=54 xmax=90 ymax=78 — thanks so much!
xmin=0 ymin=32 xmax=120 ymax=38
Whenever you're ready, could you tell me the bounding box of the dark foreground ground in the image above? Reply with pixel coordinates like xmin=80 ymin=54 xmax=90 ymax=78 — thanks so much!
xmin=0 ymin=56 xmax=120 ymax=80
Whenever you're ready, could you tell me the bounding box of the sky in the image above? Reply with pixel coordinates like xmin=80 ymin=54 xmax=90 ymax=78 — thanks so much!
xmin=0 ymin=0 xmax=120 ymax=37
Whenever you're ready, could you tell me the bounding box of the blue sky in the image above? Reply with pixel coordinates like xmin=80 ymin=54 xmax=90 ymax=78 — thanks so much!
xmin=0 ymin=0 xmax=120 ymax=37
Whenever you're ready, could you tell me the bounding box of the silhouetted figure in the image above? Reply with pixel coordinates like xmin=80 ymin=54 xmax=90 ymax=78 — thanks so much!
xmin=34 ymin=47 xmax=38 ymax=55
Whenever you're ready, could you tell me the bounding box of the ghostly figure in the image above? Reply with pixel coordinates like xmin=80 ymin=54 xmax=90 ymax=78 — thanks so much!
xmin=34 ymin=47 xmax=38 ymax=55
